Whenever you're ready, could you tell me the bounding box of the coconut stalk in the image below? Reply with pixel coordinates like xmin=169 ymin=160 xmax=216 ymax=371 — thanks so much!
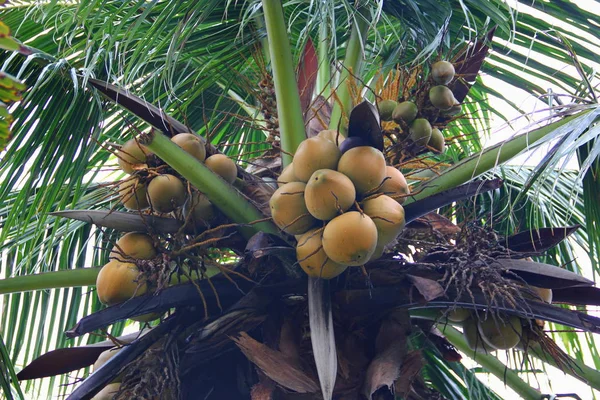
xmin=407 ymin=109 xmax=596 ymax=203
xmin=141 ymin=131 xmax=278 ymax=239
xmin=261 ymin=0 xmax=306 ymax=166
xmin=328 ymin=8 xmax=369 ymax=133
xmin=317 ymin=20 xmax=331 ymax=98
xmin=0 ymin=267 xmax=101 ymax=295
xmin=438 ymin=324 xmax=541 ymax=400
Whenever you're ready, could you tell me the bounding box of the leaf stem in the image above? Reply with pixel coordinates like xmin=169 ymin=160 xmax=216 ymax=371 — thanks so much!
xmin=262 ymin=0 xmax=306 ymax=166
xmin=0 ymin=268 xmax=101 ymax=295
xmin=317 ymin=21 xmax=331 ymax=98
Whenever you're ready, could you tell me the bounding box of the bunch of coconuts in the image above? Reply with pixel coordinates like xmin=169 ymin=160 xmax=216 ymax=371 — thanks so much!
xmin=270 ymin=130 xmax=410 ymax=279
xmin=377 ymin=60 xmax=460 ymax=154
xmin=95 ymin=134 xmax=239 ymax=320
xmin=446 ymin=286 xmax=553 ymax=352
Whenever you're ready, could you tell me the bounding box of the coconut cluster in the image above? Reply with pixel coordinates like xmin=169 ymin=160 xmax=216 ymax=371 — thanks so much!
xmin=270 ymin=131 xmax=410 ymax=279
xmin=449 ymin=286 xmax=553 ymax=352
xmin=116 ymin=133 xmax=236 ymax=225
xmin=377 ymin=60 xmax=461 ymax=154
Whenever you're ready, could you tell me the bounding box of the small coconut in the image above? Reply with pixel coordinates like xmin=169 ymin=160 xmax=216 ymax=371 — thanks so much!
xmin=532 ymin=286 xmax=552 ymax=303
xmin=277 ymin=163 xmax=298 ymax=187
xmin=118 ymin=178 xmax=149 ymax=210
xmin=478 ymin=315 xmax=523 ymax=350
xmin=322 ymin=211 xmax=378 ymax=266
xmin=317 ymin=129 xmax=346 ymax=146
xmin=447 ymin=308 xmax=471 ymax=322
xmin=337 ymin=146 xmax=386 ymax=195
xmin=378 ymin=99 xmax=398 ymax=121
xmin=92 ymin=383 xmax=121 ymax=400
xmin=442 ymin=103 xmax=462 ymax=116
xmin=171 ymin=133 xmax=206 ymax=162
xmin=117 ymin=139 xmax=149 ymax=174
xmin=305 ymin=169 xmax=356 ymax=220
xmin=429 ymin=85 xmax=457 ymax=110
xmin=293 ymin=137 xmax=342 ymax=182
xmin=361 ymin=194 xmax=405 ymax=247
xmin=147 ymin=174 xmax=187 ymax=213
xmin=110 ymin=232 xmax=157 ymax=261
xmin=269 ymin=181 xmax=317 ymax=235
xmin=96 ymin=260 xmax=147 ymax=306
xmin=183 ymin=191 xmax=217 ymax=227
xmin=428 ymin=128 xmax=445 ymax=153
xmin=379 ymin=166 xmax=410 ymax=204
xmin=431 ymin=60 xmax=455 ymax=85
xmin=296 ymin=228 xmax=347 ymax=279
xmin=205 ymin=154 xmax=238 ymax=183
xmin=392 ymin=101 xmax=418 ymax=124
xmin=409 ymin=118 xmax=432 ymax=146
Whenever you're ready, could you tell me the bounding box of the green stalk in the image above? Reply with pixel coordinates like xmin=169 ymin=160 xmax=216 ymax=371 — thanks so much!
xmin=438 ymin=324 xmax=541 ymax=400
xmin=142 ymin=132 xmax=278 ymax=238
xmin=328 ymin=9 xmax=369 ymax=132
xmin=317 ymin=21 xmax=331 ymax=98
xmin=407 ymin=110 xmax=593 ymax=204
xmin=262 ymin=0 xmax=306 ymax=166
xmin=253 ymin=12 xmax=271 ymax=66
xmin=0 ymin=268 xmax=101 ymax=295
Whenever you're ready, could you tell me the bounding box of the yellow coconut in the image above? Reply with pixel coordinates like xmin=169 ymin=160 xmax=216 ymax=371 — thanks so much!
xmin=117 ymin=139 xmax=149 ymax=174
xmin=304 ymin=169 xmax=356 ymax=220
xmin=171 ymin=133 xmax=206 ymax=162
xmin=109 ymin=232 xmax=157 ymax=261
xmin=296 ymin=228 xmax=347 ymax=279
xmin=293 ymin=137 xmax=342 ymax=182
xmin=322 ymin=211 xmax=378 ymax=266
xmin=147 ymin=174 xmax=187 ymax=213
xmin=118 ymin=177 xmax=149 ymax=210
xmin=269 ymin=182 xmax=317 ymax=235
xmin=379 ymin=166 xmax=410 ymax=204
xmin=93 ymin=348 xmax=121 ymax=372
xmin=361 ymin=194 xmax=406 ymax=247
xmin=277 ymin=163 xmax=298 ymax=187
xmin=96 ymin=260 xmax=147 ymax=306
xmin=317 ymin=129 xmax=346 ymax=146
xmin=205 ymin=154 xmax=238 ymax=183
xmin=337 ymin=146 xmax=386 ymax=195
xmin=478 ymin=315 xmax=523 ymax=350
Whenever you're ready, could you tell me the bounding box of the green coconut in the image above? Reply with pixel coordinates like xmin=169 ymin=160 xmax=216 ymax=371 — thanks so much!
xmin=171 ymin=133 xmax=206 ymax=162
xmin=147 ymin=174 xmax=187 ymax=213
xmin=205 ymin=154 xmax=238 ymax=183
xmin=378 ymin=99 xmax=398 ymax=121
xmin=409 ymin=118 xmax=432 ymax=146
xmin=392 ymin=101 xmax=418 ymax=124
xmin=118 ymin=178 xmax=149 ymax=210
xmin=428 ymin=128 xmax=445 ymax=153
xmin=431 ymin=61 xmax=455 ymax=85
xmin=478 ymin=315 xmax=523 ymax=350
xmin=429 ymin=85 xmax=457 ymax=110
xmin=117 ymin=139 xmax=149 ymax=174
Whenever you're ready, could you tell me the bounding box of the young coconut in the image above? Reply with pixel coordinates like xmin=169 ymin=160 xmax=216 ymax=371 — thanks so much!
xmin=392 ymin=101 xmax=418 ymax=124
xmin=277 ymin=163 xmax=298 ymax=187
xmin=478 ymin=314 xmax=523 ymax=350
xmin=118 ymin=177 xmax=149 ymax=211
xmin=171 ymin=133 xmax=206 ymax=162
xmin=431 ymin=60 xmax=455 ymax=85
xmin=96 ymin=260 xmax=147 ymax=305
xmin=428 ymin=128 xmax=446 ymax=153
xmin=109 ymin=232 xmax=157 ymax=261
xmin=442 ymin=103 xmax=462 ymax=116
xmin=296 ymin=228 xmax=347 ymax=279
xmin=377 ymin=99 xmax=398 ymax=122
xmin=269 ymin=182 xmax=317 ymax=235
xmin=462 ymin=317 xmax=494 ymax=353
xmin=183 ymin=191 xmax=217 ymax=227
xmin=361 ymin=194 xmax=405 ymax=247
xmin=337 ymin=146 xmax=387 ymax=195
xmin=205 ymin=154 xmax=238 ymax=183
xmin=293 ymin=137 xmax=342 ymax=182
xmin=93 ymin=348 xmax=121 ymax=372
xmin=92 ymin=383 xmax=121 ymax=400
xmin=117 ymin=139 xmax=149 ymax=174
xmin=304 ymin=169 xmax=356 ymax=220
xmin=409 ymin=118 xmax=432 ymax=146
xmin=429 ymin=85 xmax=457 ymax=110
xmin=317 ymin=129 xmax=346 ymax=146
xmin=380 ymin=166 xmax=410 ymax=204
xmin=322 ymin=211 xmax=378 ymax=266
xmin=147 ymin=174 xmax=187 ymax=213
xmin=447 ymin=308 xmax=471 ymax=323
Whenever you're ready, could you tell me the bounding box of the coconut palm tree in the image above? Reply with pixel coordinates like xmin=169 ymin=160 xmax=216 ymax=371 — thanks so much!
xmin=1 ymin=1 xmax=600 ymax=399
